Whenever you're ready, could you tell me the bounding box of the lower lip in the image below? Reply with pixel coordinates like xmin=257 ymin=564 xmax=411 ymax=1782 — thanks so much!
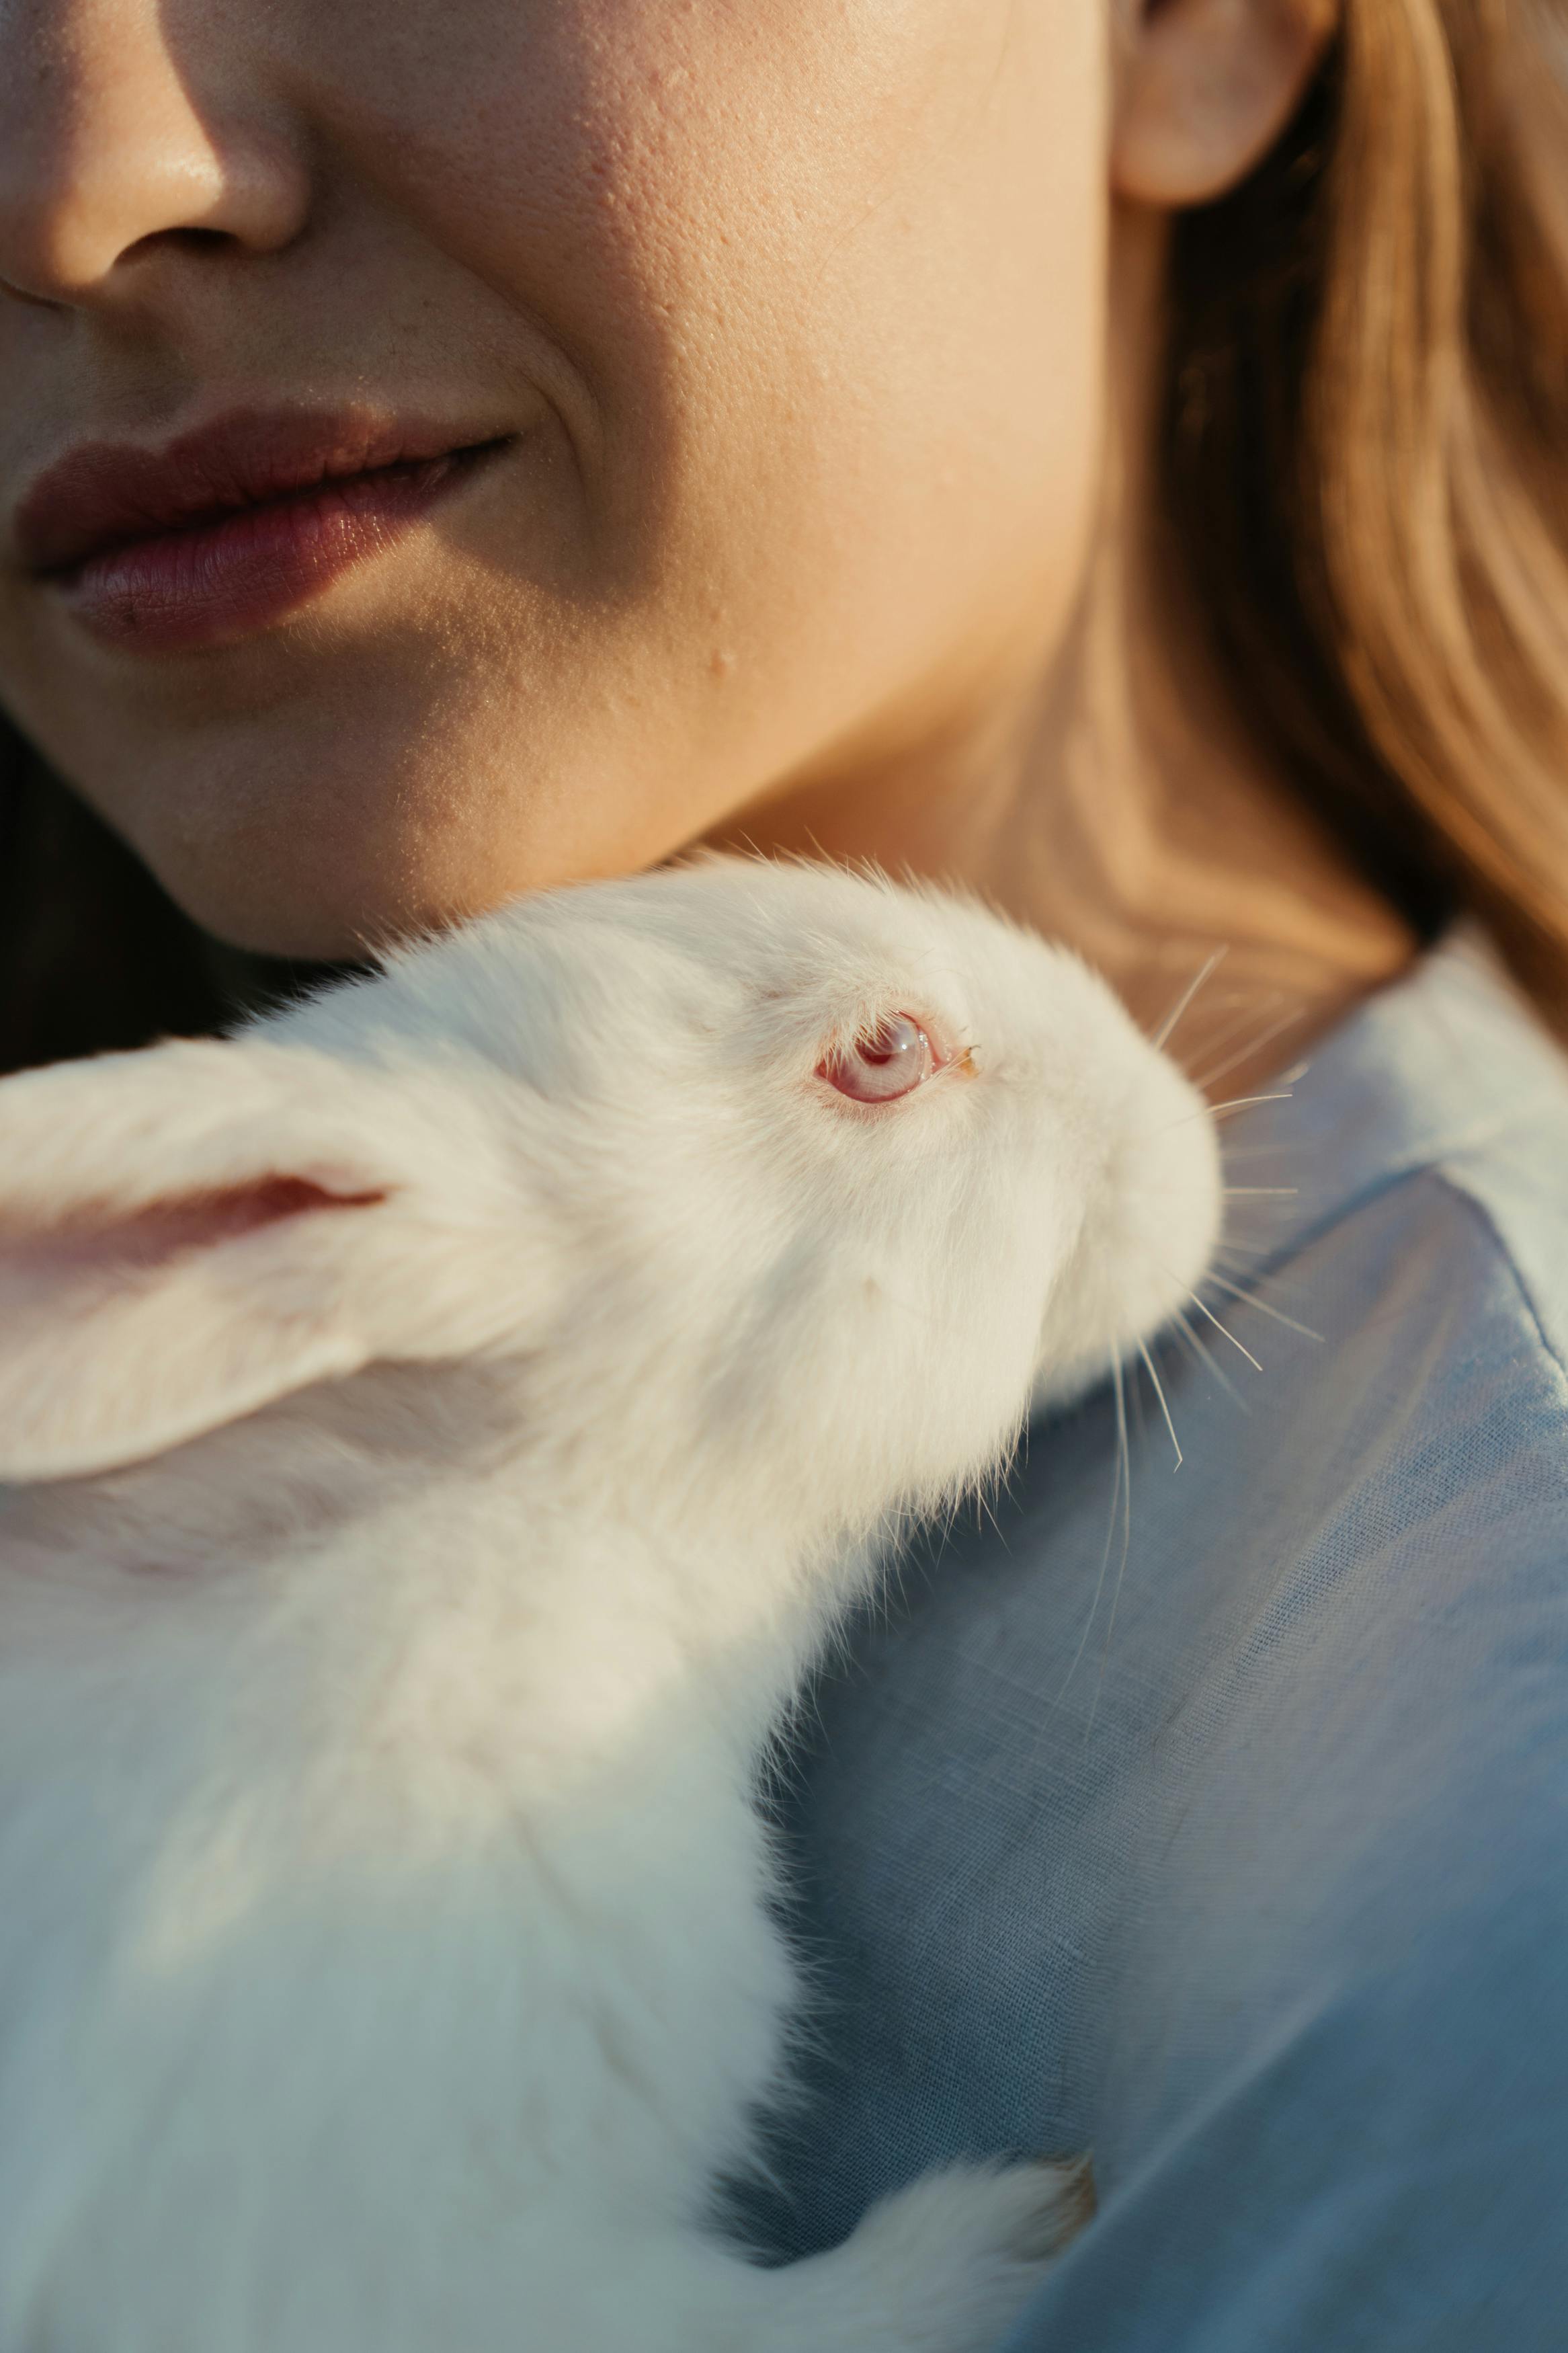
xmin=51 ymin=446 xmax=505 ymax=655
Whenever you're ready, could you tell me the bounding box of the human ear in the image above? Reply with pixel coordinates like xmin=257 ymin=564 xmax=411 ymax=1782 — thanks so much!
xmin=1111 ymin=0 xmax=1339 ymax=208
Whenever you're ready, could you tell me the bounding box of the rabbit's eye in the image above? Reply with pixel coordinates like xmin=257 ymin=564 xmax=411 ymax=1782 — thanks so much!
xmin=819 ymin=1014 xmax=939 ymax=1103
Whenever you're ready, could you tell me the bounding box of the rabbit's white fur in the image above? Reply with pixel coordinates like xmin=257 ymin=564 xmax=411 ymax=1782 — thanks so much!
xmin=0 ymin=859 xmax=1219 ymax=2352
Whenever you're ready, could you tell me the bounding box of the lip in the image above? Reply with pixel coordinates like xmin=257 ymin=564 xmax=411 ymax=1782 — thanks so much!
xmin=14 ymin=407 xmax=515 ymax=654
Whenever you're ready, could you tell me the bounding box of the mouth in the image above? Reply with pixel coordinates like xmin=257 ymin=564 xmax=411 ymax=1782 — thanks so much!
xmin=14 ymin=407 xmax=518 ymax=656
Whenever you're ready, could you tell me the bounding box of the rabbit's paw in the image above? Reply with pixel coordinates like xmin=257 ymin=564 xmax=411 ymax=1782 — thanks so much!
xmin=761 ymin=2157 xmax=1089 ymax=2353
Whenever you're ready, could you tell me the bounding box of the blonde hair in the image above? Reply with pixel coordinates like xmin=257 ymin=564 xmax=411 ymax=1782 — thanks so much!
xmin=1163 ymin=0 xmax=1568 ymax=1027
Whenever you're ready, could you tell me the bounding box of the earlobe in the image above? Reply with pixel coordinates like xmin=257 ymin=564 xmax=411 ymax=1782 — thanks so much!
xmin=1112 ymin=0 xmax=1339 ymax=210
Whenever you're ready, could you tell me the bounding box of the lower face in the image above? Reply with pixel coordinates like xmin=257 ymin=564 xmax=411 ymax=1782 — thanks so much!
xmin=0 ymin=0 xmax=1108 ymax=957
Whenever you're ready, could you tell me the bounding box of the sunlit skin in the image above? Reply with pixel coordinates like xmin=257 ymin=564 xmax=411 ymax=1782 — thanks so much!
xmin=0 ymin=0 xmax=1412 ymax=1086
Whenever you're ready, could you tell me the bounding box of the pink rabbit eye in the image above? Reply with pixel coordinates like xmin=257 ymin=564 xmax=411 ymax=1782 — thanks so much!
xmin=819 ymin=1014 xmax=938 ymax=1103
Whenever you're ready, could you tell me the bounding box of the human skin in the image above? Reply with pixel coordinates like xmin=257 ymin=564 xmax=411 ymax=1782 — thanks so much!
xmin=0 ymin=0 xmax=1412 ymax=1076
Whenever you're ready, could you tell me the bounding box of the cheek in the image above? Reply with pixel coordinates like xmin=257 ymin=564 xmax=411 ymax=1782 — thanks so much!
xmin=317 ymin=0 xmax=1112 ymax=703
xmin=622 ymin=2 xmax=1113 ymax=674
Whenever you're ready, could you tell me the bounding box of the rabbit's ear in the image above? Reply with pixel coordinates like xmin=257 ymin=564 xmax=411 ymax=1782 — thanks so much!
xmin=0 ymin=1037 xmax=546 ymax=1484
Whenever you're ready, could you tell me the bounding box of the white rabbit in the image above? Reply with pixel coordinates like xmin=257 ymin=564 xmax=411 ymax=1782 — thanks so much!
xmin=0 ymin=856 xmax=1219 ymax=2353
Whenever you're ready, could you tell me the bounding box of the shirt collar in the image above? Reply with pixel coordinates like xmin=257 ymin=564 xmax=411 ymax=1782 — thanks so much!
xmin=1210 ymin=926 xmax=1568 ymax=1277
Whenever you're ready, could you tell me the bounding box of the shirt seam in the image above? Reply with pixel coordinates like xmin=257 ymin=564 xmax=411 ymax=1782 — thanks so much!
xmin=1229 ymin=1149 xmax=1568 ymax=1414
xmin=1428 ymin=1164 xmax=1568 ymax=1404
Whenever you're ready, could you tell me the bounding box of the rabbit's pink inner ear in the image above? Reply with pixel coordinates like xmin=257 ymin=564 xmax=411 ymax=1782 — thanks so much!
xmin=0 ymin=1174 xmax=396 ymax=1485
xmin=5 ymin=1176 xmax=390 ymax=1283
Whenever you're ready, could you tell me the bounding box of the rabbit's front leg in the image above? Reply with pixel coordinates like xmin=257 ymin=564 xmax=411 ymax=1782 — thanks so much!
xmin=743 ymin=2159 xmax=1083 ymax=2353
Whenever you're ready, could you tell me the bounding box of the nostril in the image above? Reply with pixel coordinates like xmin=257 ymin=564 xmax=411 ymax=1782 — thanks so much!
xmin=0 ymin=202 xmax=257 ymax=310
xmin=129 ymin=224 xmax=236 ymax=262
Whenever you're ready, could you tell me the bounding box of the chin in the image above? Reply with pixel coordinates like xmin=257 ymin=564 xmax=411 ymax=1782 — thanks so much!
xmin=107 ymin=752 xmax=655 ymax=964
xmin=171 ymin=869 xmax=413 ymax=965
xmin=104 ymin=793 xmax=464 ymax=964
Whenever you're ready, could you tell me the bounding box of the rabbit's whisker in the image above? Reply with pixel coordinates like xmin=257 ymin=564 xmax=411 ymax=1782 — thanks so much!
xmin=1207 ymin=1271 xmax=1323 ymax=1342
xmin=1173 ymin=1307 xmax=1249 ymax=1412
xmin=1151 ymin=947 xmax=1228 ymax=1051
xmin=1192 ymin=1003 xmax=1311 ymax=1093
xmin=1087 ymin=1355 xmax=1133 ymax=1737
xmin=1176 ymin=989 xmax=1286 ymax=1080
xmin=1186 ymin=1288 xmax=1262 ymax=1373
xmin=1138 ymin=1340 xmax=1183 ymax=1469
xmin=1211 ymin=1092 xmax=1294 ymax=1116
xmin=1133 ymin=1088 xmax=1293 ymax=1144
xmin=1054 ymin=1351 xmax=1129 ymax=1711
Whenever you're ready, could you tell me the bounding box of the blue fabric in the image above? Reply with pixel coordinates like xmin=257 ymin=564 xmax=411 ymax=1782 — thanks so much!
xmin=743 ymin=930 xmax=1568 ymax=2347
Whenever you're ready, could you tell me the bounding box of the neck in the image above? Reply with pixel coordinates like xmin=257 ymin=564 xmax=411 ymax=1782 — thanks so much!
xmin=706 ymin=214 xmax=1417 ymax=1101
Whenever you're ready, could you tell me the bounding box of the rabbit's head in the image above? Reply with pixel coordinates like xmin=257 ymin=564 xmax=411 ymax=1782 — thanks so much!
xmin=0 ymin=860 xmax=1219 ymax=1540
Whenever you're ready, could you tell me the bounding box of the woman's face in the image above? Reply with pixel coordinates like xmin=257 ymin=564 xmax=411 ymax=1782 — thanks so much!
xmin=0 ymin=0 xmax=1109 ymax=955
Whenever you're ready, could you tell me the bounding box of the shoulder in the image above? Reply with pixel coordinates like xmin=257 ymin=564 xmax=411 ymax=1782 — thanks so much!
xmin=1001 ymin=1421 xmax=1568 ymax=2351
xmin=1209 ymin=929 xmax=1568 ymax=1570
xmin=1119 ymin=999 xmax=1568 ymax=2102
xmin=751 ymin=934 xmax=1568 ymax=2300
xmin=1322 ymin=930 xmax=1568 ymax=1362
xmin=1036 ymin=967 xmax=1568 ymax=2347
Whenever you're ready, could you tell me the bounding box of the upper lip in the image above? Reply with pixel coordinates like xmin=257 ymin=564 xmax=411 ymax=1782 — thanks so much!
xmin=14 ymin=406 xmax=511 ymax=578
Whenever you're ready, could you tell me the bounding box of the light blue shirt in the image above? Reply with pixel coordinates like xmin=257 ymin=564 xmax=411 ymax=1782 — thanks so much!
xmin=741 ymin=930 xmax=1568 ymax=2348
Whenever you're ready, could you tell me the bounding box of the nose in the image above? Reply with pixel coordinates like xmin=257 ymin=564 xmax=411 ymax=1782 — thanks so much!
xmin=0 ymin=0 xmax=310 ymax=306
